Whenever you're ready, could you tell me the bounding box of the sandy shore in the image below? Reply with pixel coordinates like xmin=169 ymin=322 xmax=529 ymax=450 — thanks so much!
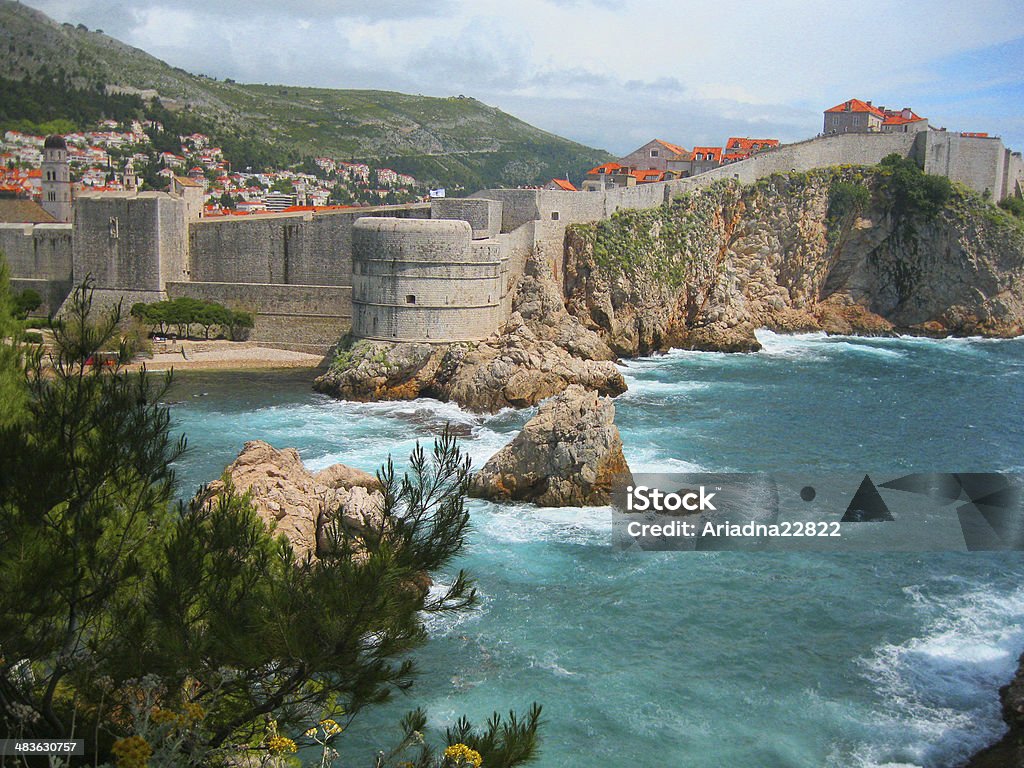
xmin=126 ymin=341 xmax=328 ymax=372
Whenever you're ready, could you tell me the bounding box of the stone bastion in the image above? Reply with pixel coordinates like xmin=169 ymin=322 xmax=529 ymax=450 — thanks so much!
xmin=350 ymin=217 xmax=506 ymax=342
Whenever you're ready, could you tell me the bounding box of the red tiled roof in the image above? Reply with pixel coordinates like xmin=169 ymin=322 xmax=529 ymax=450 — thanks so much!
xmin=548 ymin=178 xmax=577 ymax=192
xmin=691 ymin=146 xmax=723 ymax=162
xmin=654 ymin=139 xmax=688 ymax=157
xmin=825 ymin=99 xmax=885 ymax=118
xmin=882 ymin=114 xmax=924 ymax=126
xmin=0 ymin=198 xmax=56 ymax=223
xmin=961 ymin=132 xmax=990 ymax=138
xmin=880 ymin=107 xmax=925 ymax=126
xmin=725 ymin=137 xmax=780 ymax=152
xmin=632 ymin=169 xmax=665 ymax=183
xmin=587 ymin=162 xmax=622 ymax=175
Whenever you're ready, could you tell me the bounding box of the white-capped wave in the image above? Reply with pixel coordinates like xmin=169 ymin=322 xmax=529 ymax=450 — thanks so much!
xmin=754 ymin=329 xmax=907 ymax=360
xmin=846 ymin=582 xmax=1024 ymax=767
xmin=471 ymin=500 xmax=612 ymax=546
xmin=619 ymin=377 xmax=710 ymax=398
xmin=624 ymin=447 xmax=707 ymax=474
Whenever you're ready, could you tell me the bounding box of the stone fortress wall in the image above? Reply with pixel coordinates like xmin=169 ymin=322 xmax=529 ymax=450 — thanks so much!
xmin=4 ymin=129 xmax=1022 ymax=351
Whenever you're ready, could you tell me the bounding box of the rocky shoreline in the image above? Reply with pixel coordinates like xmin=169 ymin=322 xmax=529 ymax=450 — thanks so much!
xmin=317 ymin=167 xmax=1024 ymax=414
xmin=313 ymin=255 xmax=626 ymax=413
xmin=963 ymin=653 xmax=1024 ymax=767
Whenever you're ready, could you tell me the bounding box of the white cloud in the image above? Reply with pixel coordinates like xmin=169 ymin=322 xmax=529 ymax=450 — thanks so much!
xmin=18 ymin=0 xmax=1024 ymax=151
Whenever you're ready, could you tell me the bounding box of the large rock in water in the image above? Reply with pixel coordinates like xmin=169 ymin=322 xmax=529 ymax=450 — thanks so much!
xmin=471 ymin=385 xmax=632 ymax=506
xmin=206 ymin=441 xmax=383 ymax=560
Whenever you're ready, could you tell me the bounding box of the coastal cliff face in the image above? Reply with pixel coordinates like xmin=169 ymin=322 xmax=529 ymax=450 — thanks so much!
xmin=563 ymin=166 xmax=1024 ymax=354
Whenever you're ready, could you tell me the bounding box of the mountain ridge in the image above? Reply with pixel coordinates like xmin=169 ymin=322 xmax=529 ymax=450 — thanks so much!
xmin=0 ymin=0 xmax=612 ymax=188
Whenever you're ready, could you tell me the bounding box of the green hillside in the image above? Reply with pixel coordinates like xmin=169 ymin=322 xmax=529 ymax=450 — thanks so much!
xmin=0 ymin=0 xmax=612 ymax=189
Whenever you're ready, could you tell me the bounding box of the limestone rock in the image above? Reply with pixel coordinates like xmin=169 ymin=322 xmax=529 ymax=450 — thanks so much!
xmin=964 ymin=651 xmax=1024 ymax=767
xmin=313 ymin=341 xmax=444 ymax=403
xmin=563 ymin=169 xmax=1024 ymax=354
xmin=471 ymin=385 xmax=632 ymax=506
xmin=314 ymin=463 xmax=381 ymax=492
xmin=429 ymin=323 xmax=626 ymax=412
xmin=207 ymin=440 xmax=383 ymax=559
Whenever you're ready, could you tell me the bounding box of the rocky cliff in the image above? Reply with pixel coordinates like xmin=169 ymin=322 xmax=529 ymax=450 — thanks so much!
xmin=964 ymin=652 xmax=1024 ymax=767
xmin=564 ymin=162 xmax=1024 ymax=354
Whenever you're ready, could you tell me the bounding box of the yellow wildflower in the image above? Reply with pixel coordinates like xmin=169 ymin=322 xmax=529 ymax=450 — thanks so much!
xmin=304 ymin=726 xmax=318 ymax=738
xmin=318 ymin=718 xmax=343 ymax=735
xmin=182 ymin=702 xmax=206 ymax=723
xmin=111 ymin=735 xmax=153 ymax=768
xmin=148 ymin=706 xmax=177 ymax=727
xmin=266 ymin=736 xmax=298 ymax=755
xmin=443 ymin=743 xmax=483 ymax=768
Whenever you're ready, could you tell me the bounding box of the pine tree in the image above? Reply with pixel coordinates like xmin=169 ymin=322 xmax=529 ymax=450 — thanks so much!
xmin=0 ymin=277 xmax=543 ymax=767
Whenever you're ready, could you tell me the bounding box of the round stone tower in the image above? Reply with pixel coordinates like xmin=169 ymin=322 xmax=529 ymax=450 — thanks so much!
xmin=41 ymin=135 xmax=72 ymax=223
xmin=351 ymin=217 xmax=503 ymax=342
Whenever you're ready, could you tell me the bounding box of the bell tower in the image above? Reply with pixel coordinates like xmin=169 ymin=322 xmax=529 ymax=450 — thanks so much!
xmin=41 ymin=135 xmax=72 ymax=222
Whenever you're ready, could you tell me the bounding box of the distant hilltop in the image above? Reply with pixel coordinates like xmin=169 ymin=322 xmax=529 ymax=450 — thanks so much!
xmin=0 ymin=0 xmax=611 ymax=190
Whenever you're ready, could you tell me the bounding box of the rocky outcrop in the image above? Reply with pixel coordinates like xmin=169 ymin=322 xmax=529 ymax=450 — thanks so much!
xmin=470 ymin=385 xmax=632 ymax=506
xmin=564 ymin=169 xmax=1024 ymax=354
xmin=963 ymin=652 xmax=1024 ymax=767
xmin=207 ymin=440 xmax=383 ymax=559
xmin=314 ymin=256 xmax=626 ymax=412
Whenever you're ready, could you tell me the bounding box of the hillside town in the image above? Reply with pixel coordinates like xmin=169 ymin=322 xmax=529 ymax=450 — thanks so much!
xmin=0 ymin=97 xmax=1015 ymax=226
xmin=0 ymin=119 xmax=426 ymax=222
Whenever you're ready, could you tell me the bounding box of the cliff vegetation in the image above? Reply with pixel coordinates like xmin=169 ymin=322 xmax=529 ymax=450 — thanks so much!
xmin=564 ymin=157 xmax=1024 ymax=355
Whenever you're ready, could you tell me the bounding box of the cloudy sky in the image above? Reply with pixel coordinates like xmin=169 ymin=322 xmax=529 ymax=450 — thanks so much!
xmin=22 ymin=0 xmax=1024 ymax=154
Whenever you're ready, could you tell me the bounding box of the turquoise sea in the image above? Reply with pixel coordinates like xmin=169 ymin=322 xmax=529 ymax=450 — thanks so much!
xmin=166 ymin=331 xmax=1024 ymax=768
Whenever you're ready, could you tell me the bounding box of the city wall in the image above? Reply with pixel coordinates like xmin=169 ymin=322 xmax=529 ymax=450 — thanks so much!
xmin=4 ymin=130 xmax=1021 ymax=350
xmin=187 ymin=204 xmax=430 ymax=285
xmin=166 ymin=281 xmax=352 ymax=350
xmin=0 ymin=222 xmax=73 ymax=313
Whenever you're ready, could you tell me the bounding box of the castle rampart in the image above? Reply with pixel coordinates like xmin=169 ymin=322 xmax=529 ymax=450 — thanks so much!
xmin=5 ymin=128 xmax=1021 ymax=351
xmin=0 ymin=222 xmax=73 ymax=313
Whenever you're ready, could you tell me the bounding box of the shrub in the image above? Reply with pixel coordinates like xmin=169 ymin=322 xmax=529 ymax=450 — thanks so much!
xmin=999 ymin=196 xmax=1024 ymax=219
xmin=828 ymin=180 xmax=871 ymax=220
xmin=878 ymin=153 xmax=953 ymax=221
xmin=131 ymin=298 xmax=253 ymax=340
xmin=13 ymin=288 xmax=41 ymax=319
